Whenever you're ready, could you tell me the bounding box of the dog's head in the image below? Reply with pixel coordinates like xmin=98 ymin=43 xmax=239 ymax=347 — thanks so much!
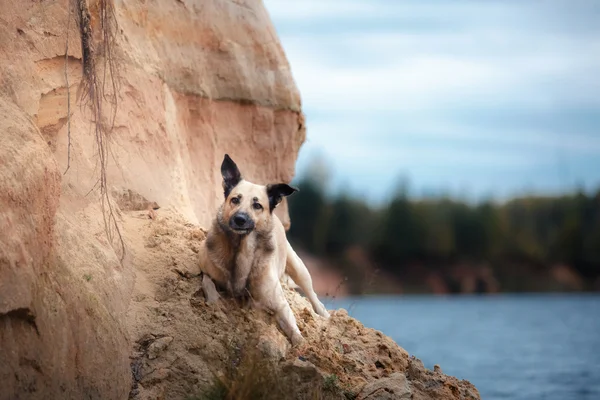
xmin=218 ymin=154 xmax=298 ymax=235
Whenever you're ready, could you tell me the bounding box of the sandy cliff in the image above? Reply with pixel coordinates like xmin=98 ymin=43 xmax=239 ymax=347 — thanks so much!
xmin=0 ymin=1 xmax=480 ymax=399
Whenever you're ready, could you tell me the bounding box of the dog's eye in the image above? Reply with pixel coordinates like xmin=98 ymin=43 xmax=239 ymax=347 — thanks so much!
xmin=231 ymin=197 xmax=240 ymax=205
xmin=252 ymin=203 xmax=263 ymax=211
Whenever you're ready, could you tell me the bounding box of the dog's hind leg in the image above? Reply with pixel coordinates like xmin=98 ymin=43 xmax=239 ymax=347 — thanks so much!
xmin=285 ymin=242 xmax=330 ymax=319
xmin=282 ymin=273 xmax=300 ymax=290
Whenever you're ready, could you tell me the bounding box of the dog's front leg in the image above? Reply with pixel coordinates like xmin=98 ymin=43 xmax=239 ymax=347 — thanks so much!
xmin=252 ymin=272 xmax=304 ymax=346
xmin=231 ymin=236 xmax=255 ymax=295
xmin=274 ymin=294 xmax=304 ymax=346
xmin=198 ymin=240 xmax=228 ymax=304
xmin=275 ymin=298 xmax=304 ymax=346
xmin=202 ymin=274 xmax=221 ymax=304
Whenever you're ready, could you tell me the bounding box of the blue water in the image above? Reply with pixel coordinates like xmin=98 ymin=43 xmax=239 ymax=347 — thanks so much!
xmin=323 ymin=294 xmax=600 ymax=400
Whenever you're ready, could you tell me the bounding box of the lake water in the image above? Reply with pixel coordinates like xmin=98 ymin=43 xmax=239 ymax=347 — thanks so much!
xmin=323 ymin=294 xmax=600 ymax=400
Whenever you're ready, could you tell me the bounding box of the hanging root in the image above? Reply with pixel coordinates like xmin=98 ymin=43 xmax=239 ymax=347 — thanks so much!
xmin=74 ymin=0 xmax=125 ymax=260
xmin=63 ymin=1 xmax=72 ymax=175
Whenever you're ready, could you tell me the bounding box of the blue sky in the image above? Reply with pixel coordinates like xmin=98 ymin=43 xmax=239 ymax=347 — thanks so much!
xmin=263 ymin=0 xmax=600 ymax=204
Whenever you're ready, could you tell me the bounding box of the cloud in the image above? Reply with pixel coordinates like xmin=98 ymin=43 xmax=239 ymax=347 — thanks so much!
xmin=299 ymin=119 xmax=599 ymax=170
xmin=283 ymin=30 xmax=600 ymax=113
xmin=265 ymin=0 xmax=534 ymax=30
xmin=264 ymin=0 xmax=600 ymax=201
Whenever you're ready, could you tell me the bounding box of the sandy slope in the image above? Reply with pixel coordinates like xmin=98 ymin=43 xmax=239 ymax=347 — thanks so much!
xmin=122 ymin=206 xmax=480 ymax=400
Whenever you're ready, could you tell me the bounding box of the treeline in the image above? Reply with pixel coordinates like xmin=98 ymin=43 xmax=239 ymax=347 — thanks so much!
xmin=287 ymin=175 xmax=600 ymax=293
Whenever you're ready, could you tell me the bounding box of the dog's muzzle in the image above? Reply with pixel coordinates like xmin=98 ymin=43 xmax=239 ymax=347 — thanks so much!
xmin=229 ymin=212 xmax=255 ymax=233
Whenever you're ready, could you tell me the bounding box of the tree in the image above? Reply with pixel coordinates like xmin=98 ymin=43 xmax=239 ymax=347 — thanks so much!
xmin=287 ymin=177 xmax=328 ymax=254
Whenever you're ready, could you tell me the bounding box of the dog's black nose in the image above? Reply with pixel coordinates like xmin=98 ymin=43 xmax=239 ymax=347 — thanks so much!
xmin=233 ymin=214 xmax=248 ymax=227
xmin=230 ymin=212 xmax=254 ymax=232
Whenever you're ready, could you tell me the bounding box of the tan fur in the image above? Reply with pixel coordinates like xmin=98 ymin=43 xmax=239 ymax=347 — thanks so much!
xmin=198 ymin=156 xmax=330 ymax=345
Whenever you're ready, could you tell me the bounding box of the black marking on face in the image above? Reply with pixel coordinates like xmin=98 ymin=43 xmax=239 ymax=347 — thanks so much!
xmin=221 ymin=154 xmax=242 ymax=198
xmin=266 ymin=183 xmax=299 ymax=212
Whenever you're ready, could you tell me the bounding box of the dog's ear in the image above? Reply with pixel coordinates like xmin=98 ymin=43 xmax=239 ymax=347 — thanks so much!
xmin=221 ymin=154 xmax=242 ymax=198
xmin=266 ymin=183 xmax=298 ymax=212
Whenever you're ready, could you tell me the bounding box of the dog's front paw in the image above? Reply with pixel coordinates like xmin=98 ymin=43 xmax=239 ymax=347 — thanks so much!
xmin=202 ymin=274 xmax=222 ymax=304
xmin=291 ymin=332 xmax=305 ymax=347
xmin=204 ymin=291 xmax=222 ymax=304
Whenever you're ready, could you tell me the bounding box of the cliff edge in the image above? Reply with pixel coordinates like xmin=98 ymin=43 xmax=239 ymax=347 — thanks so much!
xmin=0 ymin=1 xmax=480 ymax=399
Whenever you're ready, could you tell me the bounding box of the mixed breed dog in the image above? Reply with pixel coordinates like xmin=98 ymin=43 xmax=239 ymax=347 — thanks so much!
xmin=197 ymin=154 xmax=330 ymax=345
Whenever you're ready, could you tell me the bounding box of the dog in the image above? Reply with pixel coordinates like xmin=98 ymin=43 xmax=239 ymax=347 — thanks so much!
xmin=197 ymin=154 xmax=330 ymax=345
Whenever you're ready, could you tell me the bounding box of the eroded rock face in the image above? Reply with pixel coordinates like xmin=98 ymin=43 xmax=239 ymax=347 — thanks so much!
xmin=1 ymin=0 xmax=303 ymax=398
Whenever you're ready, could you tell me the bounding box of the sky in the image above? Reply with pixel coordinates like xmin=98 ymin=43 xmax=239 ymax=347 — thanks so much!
xmin=263 ymin=0 xmax=600 ymax=204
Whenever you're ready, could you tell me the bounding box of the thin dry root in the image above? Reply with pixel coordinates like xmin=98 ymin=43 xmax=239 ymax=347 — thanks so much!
xmin=74 ymin=0 xmax=125 ymax=260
